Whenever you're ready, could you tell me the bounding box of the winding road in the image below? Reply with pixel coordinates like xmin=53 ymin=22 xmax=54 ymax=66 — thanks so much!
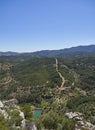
xmin=55 ymin=58 xmax=66 ymax=90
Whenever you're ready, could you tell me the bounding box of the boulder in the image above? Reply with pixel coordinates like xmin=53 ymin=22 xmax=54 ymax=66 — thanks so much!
xmin=26 ymin=122 xmax=37 ymax=130
xmin=3 ymin=99 xmax=18 ymax=107
xmin=0 ymin=101 xmax=4 ymax=108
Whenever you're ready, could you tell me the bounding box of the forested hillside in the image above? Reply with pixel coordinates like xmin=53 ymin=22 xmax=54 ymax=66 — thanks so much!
xmin=0 ymin=54 xmax=95 ymax=130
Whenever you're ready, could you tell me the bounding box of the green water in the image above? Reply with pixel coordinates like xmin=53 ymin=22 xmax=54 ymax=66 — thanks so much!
xmin=33 ymin=109 xmax=42 ymax=118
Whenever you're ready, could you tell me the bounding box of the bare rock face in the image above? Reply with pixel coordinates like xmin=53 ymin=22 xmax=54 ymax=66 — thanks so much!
xmin=3 ymin=99 xmax=18 ymax=107
xmin=0 ymin=101 xmax=8 ymax=119
xmin=0 ymin=101 xmax=4 ymax=108
xmin=65 ymin=112 xmax=95 ymax=130
xmin=65 ymin=112 xmax=83 ymax=120
xmin=19 ymin=111 xmax=26 ymax=129
xmin=26 ymin=122 xmax=37 ymax=130
xmin=0 ymin=99 xmax=37 ymax=130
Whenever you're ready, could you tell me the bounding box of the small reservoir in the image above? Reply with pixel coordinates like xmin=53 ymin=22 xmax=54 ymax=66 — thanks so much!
xmin=33 ymin=109 xmax=42 ymax=118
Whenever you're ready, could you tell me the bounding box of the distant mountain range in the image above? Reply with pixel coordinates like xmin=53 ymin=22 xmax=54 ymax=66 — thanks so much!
xmin=0 ymin=51 xmax=19 ymax=56
xmin=0 ymin=45 xmax=95 ymax=57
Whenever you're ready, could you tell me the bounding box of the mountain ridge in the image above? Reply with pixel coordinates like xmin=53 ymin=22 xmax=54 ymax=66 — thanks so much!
xmin=0 ymin=44 xmax=95 ymax=56
xmin=0 ymin=51 xmax=19 ymax=56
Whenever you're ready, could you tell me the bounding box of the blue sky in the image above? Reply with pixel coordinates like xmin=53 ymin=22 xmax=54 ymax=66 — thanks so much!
xmin=0 ymin=0 xmax=95 ymax=52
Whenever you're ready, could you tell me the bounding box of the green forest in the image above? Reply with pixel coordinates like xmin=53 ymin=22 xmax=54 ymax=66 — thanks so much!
xmin=0 ymin=54 xmax=95 ymax=130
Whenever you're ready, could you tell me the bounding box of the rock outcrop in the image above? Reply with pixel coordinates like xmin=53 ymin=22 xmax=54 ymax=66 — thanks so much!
xmin=65 ymin=112 xmax=95 ymax=130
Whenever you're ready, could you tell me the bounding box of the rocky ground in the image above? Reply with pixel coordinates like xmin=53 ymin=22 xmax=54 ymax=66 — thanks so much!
xmin=0 ymin=99 xmax=95 ymax=130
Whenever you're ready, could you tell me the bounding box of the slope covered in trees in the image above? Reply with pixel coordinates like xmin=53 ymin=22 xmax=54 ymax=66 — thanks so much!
xmin=0 ymin=54 xmax=95 ymax=129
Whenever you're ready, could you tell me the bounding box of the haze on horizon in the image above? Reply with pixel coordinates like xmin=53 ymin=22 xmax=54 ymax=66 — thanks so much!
xmin=0 ymin=0 xmax=95 ymax=52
